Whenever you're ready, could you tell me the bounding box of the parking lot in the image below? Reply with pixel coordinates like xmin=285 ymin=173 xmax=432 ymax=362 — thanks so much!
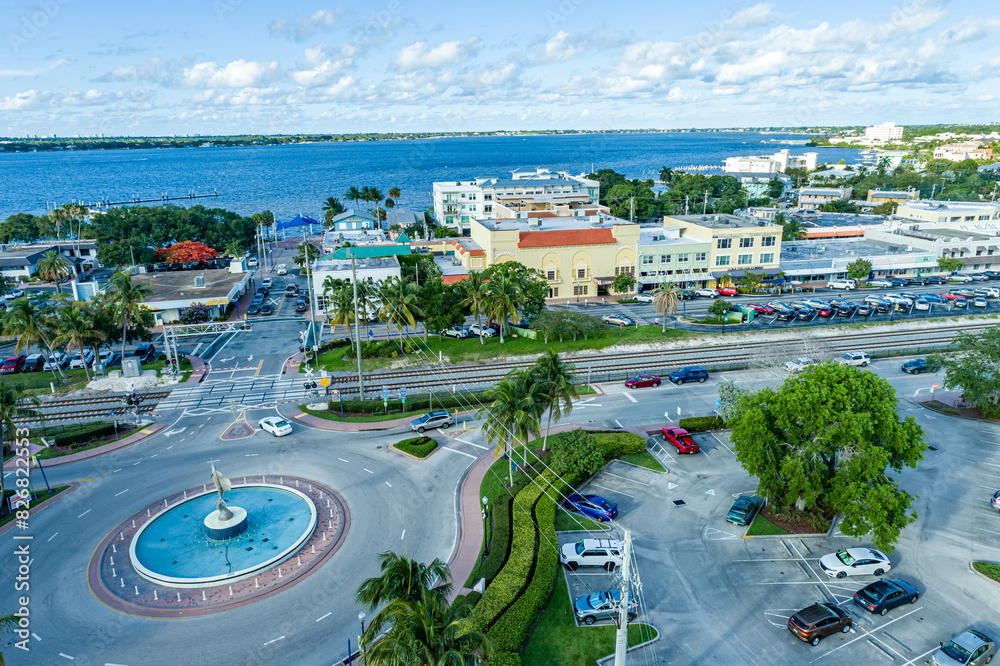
xmin=554 ymin=407 xmax=1000 ymax=665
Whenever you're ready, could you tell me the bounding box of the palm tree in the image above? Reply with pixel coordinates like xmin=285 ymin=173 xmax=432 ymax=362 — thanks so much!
xmin=389 ymin=186 xmax=401 ymax=209
xmin=36 ymin=250 xmax=73 ymax=294
xmin=0 ymin=385 xmax=40 ymax=461
xmin=778 ymin=213 xmax=807 ymax=241
xmin=106 ymin=270 xmax=153 ymax=362
xmin=361 ymin=587 xmax=492 ymax=666
xmin=384 ymin=198 xmax=396 ymax=210
xmin=322 ymin=197 xmax=345 ymax=225
xmin=0 ymin=612 xmax=23 ymax=666
xmin=378 ymin=277 xmax=424 ymax=341
xmin=356 ymin=551 xmax=453 ymax=610
xmin=223 ymin=239 xmax=244 ymax=259
xmin=531 ymin=351 xmax=578 ymax=452
xmin=483 ymin=272 xmax=521 ymax=344
xmin=48 ymin=206 xmax=69 ymax=240
xmin=54 ymin=304 xmax=102 ymax=381
xmin=653 ymin=284 xmax=681 ymax=331
xmin=360 ymin=186 xmax=374 ymax=212
xmin=480 ymin=369 xmax=542 ymax=486
xmin=1 ymin=299 xmax=66 ymax=380
xmin=324 ymin=280 xmax=356 ymax=345
xmin=294 ymin=242 xmax=321 ymax=272
xmin=459 ymin=272 xmax=490 ymax=345
xmin=658 ymin=166 xmax=673 ymax=188
xmin=345 ymin=186 xmax=363 ymax=211
xmin=369 ymin=187 xmax=384 ymax=215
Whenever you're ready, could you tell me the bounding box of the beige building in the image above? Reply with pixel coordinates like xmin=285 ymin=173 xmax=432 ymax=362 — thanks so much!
xmin=662 ymin=214 xmax=783 ymax=283
xmin=866 ymin=189 xmax=919 ymax=206
xmin=896 ymin=200 xmax=1000 ymax=224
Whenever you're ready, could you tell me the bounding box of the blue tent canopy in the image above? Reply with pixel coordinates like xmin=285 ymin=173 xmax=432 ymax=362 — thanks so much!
xmin=276 ymin=214 xmax=319 ymax=231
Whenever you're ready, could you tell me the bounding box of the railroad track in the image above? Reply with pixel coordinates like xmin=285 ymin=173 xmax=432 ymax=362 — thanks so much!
xmin=35 ymin=391 xmax=172 ymax=410
xmin=16 ymin=391 xmax=170 ymax=426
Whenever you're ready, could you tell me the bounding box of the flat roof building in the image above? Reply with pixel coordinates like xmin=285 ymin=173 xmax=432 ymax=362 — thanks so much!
xmin=133 ymin=268 xmax=251 ymax=325
xmin=895 ymin=200 xmax=1000 ymax=224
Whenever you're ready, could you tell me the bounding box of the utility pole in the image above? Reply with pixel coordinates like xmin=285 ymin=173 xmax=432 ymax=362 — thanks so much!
xmin=613 ymin=529 xmax=633 ymax=666
xmin=702 ymin=189 xmax=708 ymax=215
xmin=684 ymin=194 xmax=689 ymax=215
xmin=305 ymin=247 xmax=318 ymax=352
xmin=629 ymin=196 xmax=634 ymax=224
xmin=351 ymin=254 xmax=365 ymax=400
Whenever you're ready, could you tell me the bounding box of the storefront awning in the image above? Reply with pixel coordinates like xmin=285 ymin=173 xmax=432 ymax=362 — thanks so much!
xmin=710 ymin=269 xmax=780 ymax=279
xmin=593 ymin=276 xmax=615 ymax=286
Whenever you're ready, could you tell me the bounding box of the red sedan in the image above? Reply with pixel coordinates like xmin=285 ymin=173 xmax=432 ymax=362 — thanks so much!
xmin=938 ymin=292 xmax=959 ymax=301
xmin=662 ymin=426 xmax=700 ymax=453
xmin=717 ymin=287 xmax=739 ymax=297
xmin=817 ymin=305 xmax=834 ymax=318
xmin=747 ymin=302 xmax=774 ymax=315
xmin=625 ymin=374 xmax=661 ymax=389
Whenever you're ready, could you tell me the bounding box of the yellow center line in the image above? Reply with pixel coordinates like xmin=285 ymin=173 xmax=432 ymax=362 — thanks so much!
xmin=274 ymin=294 xmax=285 ymax=317
xmin=254 ymin=359 xmax=263 ymax=376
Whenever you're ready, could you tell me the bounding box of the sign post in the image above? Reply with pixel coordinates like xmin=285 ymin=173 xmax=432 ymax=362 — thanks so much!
xmin=400 ymin=387 xmax=407 ymax=409
xmin=382 ymin=386 xmax=389 ymax=415
xmin=931 ymin=382 xmax=938 ymax=398
xmin=330 ymin=388 xmax=343 ymax=417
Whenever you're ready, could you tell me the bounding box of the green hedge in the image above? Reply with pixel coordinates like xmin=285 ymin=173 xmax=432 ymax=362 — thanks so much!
xmin=679 ymin=415 xmax=725 ymax=432
xmin=34 ymin=421 xmax=119 ymax=448
xmin=479 ymin=493 xmax=514 ymax=585
xmin=395 ymin=436 xmax=437 ymax=458
xmin=490 ymin=653 xmax=522 ymax=666
xmin=591 ymin=431 xmax=646 ymax=458
xmin=330 ymin=390 xmax=491 ymax=415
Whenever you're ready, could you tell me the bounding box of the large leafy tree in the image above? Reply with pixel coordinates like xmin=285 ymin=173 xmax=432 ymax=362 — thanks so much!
xmin=106 ymin=270 xmax=154 ymax=361
xmin=1 ymin=299 xmax=66 ymax=381
xmin=483 ymin=262 xmax=547 ymax=322
xmin=937 ymin=256 xmax=964 ymax=273
xmin=730 ymin=362 xmax=925 ymax=551
xmin=162 ymin=240 xmax=220 ymax=264
xmin=53 ymin=304 xmax=102 ymax=381
xmin=322 ymin=197 xmax=345 ymax=224
xmin=611 ymin=271 xmax=636 ymax=297
xmin=846 ymin=258 xmax=873 ymax=282
xmin=930 ymin=326 xmax=1000 ymax=418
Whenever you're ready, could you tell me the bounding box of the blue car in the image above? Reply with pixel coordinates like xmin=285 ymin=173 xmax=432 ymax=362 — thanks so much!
xmin=921 ymin=293 xmax=948 ymax=303
xmin=669 ymin=366 xmax=709 ymax=384
xmin=901 ymin=358 xmax=930 ymax=374
xmin=564 ymin=494 xmax=618 ymax=522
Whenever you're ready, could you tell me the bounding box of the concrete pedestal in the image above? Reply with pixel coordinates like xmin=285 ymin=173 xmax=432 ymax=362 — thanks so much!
xmin=204 ymin=506 xmax=248 ymax=540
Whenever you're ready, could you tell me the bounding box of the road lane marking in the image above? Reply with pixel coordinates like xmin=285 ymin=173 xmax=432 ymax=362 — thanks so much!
xmin=623 ymin=392 xmax=638 ymax=403
xmin=401 ymin=530 xmax=405 ymax=540
xmin=363 ymin=468 xmax=373 ymax=474
xmin=59 ymin=655 xmax=74 ymax=660
xmin=316 ymin=612 xmax=331 ymax=622
xmin=455 ymin=437 xmax=487 ymax=449
xmin=614 ymin=419 xmax=624 ymax=428
xmin=254 ymin=359 xmax=263 ymax=377
xmin=599 ymin=471 xmax=650 ymax=486
xmin=590 ymin=483 xmax=636 ymax=498
xmin=338 ymin=458 xmax=349 ymax=463
xmin=385 ymin=481 xmax=392 ymax=488
xmin=263 ymin=636 xmax=285 ymax=646
xmin=47 ymin=532 xmax=58 ymax=542
xmin=78 ymin=509 xmax=91 ymax=518
xmin=441 ymin=446 xmax=476 ymax=459
xmin=114 ymin=489 xmax=129 ymax=496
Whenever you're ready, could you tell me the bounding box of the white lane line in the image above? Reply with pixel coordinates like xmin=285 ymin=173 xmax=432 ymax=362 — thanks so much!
xmin=132 ymin=461 xmax=141 ymax=466
xmin=78 ymin=509 xmax=91 ymax=518
xmin=590 ymin=483 xmax=636 ymax=499
xmin=809 ymin=607 xmax=922 ymax=663
xmin=245 ymin=454 xmax=258 ymax=457
xmin=614 ymin=419 xmax=624 ymax=428
xmin=59 ymin=655 xmax=74 ymax=660
xmin=401 ymin=529 xmax=406 ymax=540
xmin=363 ymin=468 xmax=374 ymax=474
xmin=902 ymin=645 xmax=945 ymax=666
xmin=337 ymin=458 xmax=349 ymax=463
xmin=47 ymin=532 xmax=58 ymax=542
xmin=263 ymin=636 xmax=286 ymax=646
xmin=207 ymin=459 xmax=221 ymax=463
xmin=113 ymin=469 xmax=121 ymax=473
xmin=441 ymin=446 xmax=477 ymax=459
xmin=316 ymin=612 xmax=332 ymax=622
xmin=455 ymin=437 xmax=487 ymax=449
xmin=105 ymin=663 xmax=129 ymax=666
xmin=385 ymin=481 xmax=392 ymax=488
xmin=114 ymin=489 xmax=129 ymax=496
xmin=623 ymin=392 xmax=638 ymax=404
xmin=31 ymin=632 xmax=41 ymax=641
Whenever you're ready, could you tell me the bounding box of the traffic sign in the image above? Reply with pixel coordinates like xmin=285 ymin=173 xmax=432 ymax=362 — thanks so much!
xmin=932 ymin=383 xmax=939 ymax=390
xmin=330 ymin=389 xmax=340 ymax=399
xmin=318 ymin=377 xmax=331 ymax=388
xmin=715 ymin=398 xmax=722 ymax=408
xmin=400 ymin=387 xmax=407 ymax=403
xmin=381 ymin=386 xmax=389 ymax=398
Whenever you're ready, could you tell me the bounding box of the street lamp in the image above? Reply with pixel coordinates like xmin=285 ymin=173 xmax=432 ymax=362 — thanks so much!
xmin=481 ymin=495 xmax=490 ymax=558
xmin=358 ymin=611 xmax=366 ymax=658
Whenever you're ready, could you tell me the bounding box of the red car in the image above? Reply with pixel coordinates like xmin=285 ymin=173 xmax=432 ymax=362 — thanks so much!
xmin=817 ymin=305 xmax=834 ymax=318
xmin=717 ymin=287 xmax=739 ymax=297
xmin=747 ymin=302 xmax=774 ymax=315
xmin=662 ymin=426 xmax=700 ymax=453
xmin=625 ymin=374 xmax=661 ymax=389
xmin=0 ymin=355 xmax=26 ymax=374
xmin=938 ymin=292 xmax=958 ymax=301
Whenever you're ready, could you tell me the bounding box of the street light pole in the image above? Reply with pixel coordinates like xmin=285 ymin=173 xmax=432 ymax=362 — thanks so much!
xmin=481 ymin=495 xmax=489 ymax=558
xmin=351 ymin=254 xmax=365 ymax=400
xmin=358 ymin=611 xmax=366 ymax=661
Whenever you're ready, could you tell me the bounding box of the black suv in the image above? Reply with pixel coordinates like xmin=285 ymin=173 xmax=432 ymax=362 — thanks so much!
xmin=134 ymin=343 xmax=157 ymax=363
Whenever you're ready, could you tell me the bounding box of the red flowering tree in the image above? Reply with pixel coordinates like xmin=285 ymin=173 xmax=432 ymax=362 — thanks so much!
xmin=163 ymin=241 xmax=220 ymax=264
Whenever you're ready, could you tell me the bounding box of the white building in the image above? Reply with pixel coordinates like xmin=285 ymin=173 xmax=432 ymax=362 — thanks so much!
xmin=895 ymin=200 xmax=1000 ymax=224
xmin=864 ymin=122 xmax=904 ymax=142
xmin=311 ymin=256 xmax=401 ymax=310
xmin=432 ymin=167 xmax=599 ymax=231
xmin=723 ymin=149 xmax=818 ymax=174
xmin=932 ymin=143 xmax=994 ymax=162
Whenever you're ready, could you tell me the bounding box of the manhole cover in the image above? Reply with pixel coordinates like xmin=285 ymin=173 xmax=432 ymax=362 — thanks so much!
xmin=672 ymin=499 xmax=686 ymax=506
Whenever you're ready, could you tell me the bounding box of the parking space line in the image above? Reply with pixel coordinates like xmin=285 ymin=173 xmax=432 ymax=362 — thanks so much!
xmin=590 ymin=483 xmax=636 ymax=499
xmin=809 ymin=607 xmax=922 ymax=663
xmin=455 ymin=437 xmax=487 ymax=450
xmin=441 ymin=446 xmax=477 ymax=459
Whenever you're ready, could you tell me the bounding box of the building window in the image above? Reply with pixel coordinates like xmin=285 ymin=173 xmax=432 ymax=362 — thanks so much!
xmin=484 ymin=205 xmax=492 ymax=214
xmin=546 ymin=269 xmax=558 ymax=281
xmin=573 ymin=285 xmax=588 ymax=296
xmin=548 ymin=287 xmax=559 ymax=298
xmin=760 ymin=252 xmax=775 ymax=264
xmin=739 ymin=237 xmax=754 ymax=248
xmin=642 ymin=256 xmax=654 ymax=265
xmin=576 ymin=268 xmax=587 ymax=279
xmin=484 ymin=194 xmax=493 ymax=201
xmin=660 ymin=255 xmax=671 ymax=263
xmin=717 ymin=238 xmax=732 ymax=249
xmin=761 ymin=236 xmax=776 ymax=247
xmin=715 ymin=255 xmax=731 ymax=267
xmin=738 ymin=254 xmax=753 ymax=265
xmin=677 ymin=253 xmax=689 ymax=262
xmin=614 ymin=266 xmax=635 ymax=276
xmin=695 ymin=252 xmax=707 ymax=262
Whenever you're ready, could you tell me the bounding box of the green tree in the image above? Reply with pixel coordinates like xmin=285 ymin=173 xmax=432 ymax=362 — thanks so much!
xmin=937 ymin=256 xmax=964 ymax=273
xmin=36 ymin=250 xmax=73 ymax=294
xmin=0 ymin=385 xmax=40 ymax=461
xmin=776 ymin=213 xmax=806 ymax=240
xmin=378 ymin=276 xmax=424 ymax=341
xmin=483 ymin=261 xmax=547 ymax=322
xmin=223 ymin=239 xmax=244 ymax=259
xmin=480 ymin=369 xmax=543 ymax=486
xmin=872 ymin=201 xmax=898 ymax=215
xmin=53 ymin=304 xmax=102 ymax=381
xmin=531 ymin=350 xmax=578 ymax=451
xmin=708 ymin=299 xmax=732 ymax=318
xmin=0 ymin=212 xmax=45 ymax=243
xmin=1 ymin=299 xmax=66 ymax=381
xmin=345 ymin=186 xmax=363 ymax=210
xmin=846 ymin=258 xmax=873 ymax=282
xmin=293 ymin=242 xmax=322 ymax=272
xmin=930 ymin=326 xmax=1000 ymax=418
xmin=730 ymin=362 xmax=925 ymax=550
xmin=549 ymin=428 xmax=606 ymax=480
xmin=483 ymin=271 xmax=521 ymax=344
xmin=658 ymin=166 xmax=673 ymax=188
xmin=460 ymin=272 xmax=490 ymax=345
xmin=652 ymin=285 xmax=680 ymax=332
xmin=716 ymin=379 xmax=746 ymax=424
xmin=106 ymin=270 xmax=153 ymax=361
xmin=389 ymin=186 xmax=402 ymax=208
xmin=767 ymin=178 xmax=786 ymax=199
xmin=611 ymin=271 xmax=636 ymax=297
xmin=355 ymin=550 xmax=452 ymax=610
xmin=322 ymin=197 xmax=345 ymax=224
xmin=819 ymin=199 xmax=860 ymax=213
xmin=325 ymin=284 xmax=357 ymax=346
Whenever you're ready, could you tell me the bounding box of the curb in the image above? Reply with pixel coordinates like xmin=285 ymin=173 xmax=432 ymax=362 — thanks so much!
xmin=742 ymin=515 xmax=841 ymax=540
xmin=389 ymin=440 xmax=441 ymax=461
xmin=914 ymin=398 xmax=1000 ymax=425
xmin=0 ymin=482 xmax=79 ymax=537
xmin=2 ymin=422 xmax=168 ymax=471
xmin=969 ymin=561 xmax=1000 ymax=588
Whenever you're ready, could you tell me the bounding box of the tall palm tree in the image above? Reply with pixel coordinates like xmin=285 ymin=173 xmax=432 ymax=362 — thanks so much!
xmin=356 ymin=551 xmax=453 ymax=610
xmin=384 ymin=198 xmax=396 ymax=211
xmin=480 ymin=369 xmax=542 ymax=486
xmin=658 ymin=166 xmax=673 ymax=188
xmin=106 ymin=270 xmax=153 ymax=362
xmin=54 ymin=304 xmax=102 ymax=381
xmin=345 ymin=186 xmax=363 ymax=211
xmin=361 ymin=587 xmax=492 ymax=666
xmin=322 ymin=196 xmax=345 ymax=225
xmin=1 ymin=299 xmax=66 ymax=380
xmin=653 ymin=284 xmax=681 ymax=332
xmin=531 ymin=351 xmax=578 ymax=451
xmin=0 ymin=385 xmax=40 ymax=461
xmin=368 ymin=187 xmax=384 ymax=216
xmin=325 ymin=283 xmax=356 ymax=345
xmin=36 ymin=250 xmax=73 ymax=294
xmin=223 ymin=239 xmax=244 ymax=259
xmin=0 ymin=612 xmax=23 ymax=666
xmin=389 ymin=186 xmax=401 ymax=209
xmin=378 ymin=277 xmax=424 ymax=341
xmin=459 ymin=272 xmax=490 ymax=345
xmin=48 ymin=206 xmax=69 ymax=241
xmin=360 ymin=186 xmax=374 ymax=212
xmin=483 ymin=271 xmax=521 ymax=344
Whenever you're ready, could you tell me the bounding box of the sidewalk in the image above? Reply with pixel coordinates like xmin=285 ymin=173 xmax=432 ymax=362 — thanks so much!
xmin=185 ymin=354 xmax=208 ymax=383
xmin=2 ymin=422 xmax=168 ymax=471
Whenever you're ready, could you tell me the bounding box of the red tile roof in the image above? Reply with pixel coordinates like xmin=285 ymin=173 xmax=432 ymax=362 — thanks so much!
xmin=517 ymin=228 xmax=616 ymax=248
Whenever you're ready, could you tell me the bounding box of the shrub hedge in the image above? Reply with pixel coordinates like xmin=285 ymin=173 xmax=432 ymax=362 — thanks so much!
xmin=489 ymin=653 xmax=522 ymax=666
xmin=395 ymin=436 xmax=437 ymax=458
xmin=679 ymin=415 xmax=725 ymax=432
xmin=479 ymin=493 xmax=514 ymax=585
xmin=40 ymin=421 xmax=120 ymax=448
xmin=330 ymin=390 xmax=491 ymax=415
xmin=591 ymin=431 xmax=646 ymax=458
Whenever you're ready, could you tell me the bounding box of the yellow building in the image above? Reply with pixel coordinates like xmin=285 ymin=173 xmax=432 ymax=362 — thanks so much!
xmin=662 ymin=214 xmax=783 ymax=284
xmin=866 ymin=190 xmax=918 ymax=206
xmin=465 ymin=215 xmax=640 ymax=300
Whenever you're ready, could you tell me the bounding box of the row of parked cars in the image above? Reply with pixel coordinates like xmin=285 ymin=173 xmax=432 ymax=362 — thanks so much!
xmin=0 ymin=344 xmax=157 ymax=375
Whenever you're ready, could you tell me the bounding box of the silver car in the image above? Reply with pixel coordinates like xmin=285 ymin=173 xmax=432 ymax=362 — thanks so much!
xmin=929 ymin=629 xmax=995 ymax=666
xmin=409 ymin=410 xmax=454 ymax=433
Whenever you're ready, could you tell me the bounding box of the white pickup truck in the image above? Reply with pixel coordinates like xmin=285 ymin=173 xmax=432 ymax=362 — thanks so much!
xmin=826 ymin=279 xmax=856 ymax=290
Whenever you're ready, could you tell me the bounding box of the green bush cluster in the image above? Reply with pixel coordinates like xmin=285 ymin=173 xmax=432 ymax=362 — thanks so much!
xmin=973 ymin=561 xmax=1000 ymax=583
xmin=395 ymin=436 xmax=437 ymax=458
xmin=341 ymin=339 xmax=420 ymax=359
xmin=548 ymin=430 xmax=605 ymax=479
xmin=329 ymin=390 xmax=491 ymax=415
xmin=591 ymin=431 xmax=646 ymax=458
xmin=679 ymin=415 xmax=725 ymax=432
xmin=479 ymin=494 xmax=514 ymax=584
xmin=38 ymin=421 xmax=120 ymax=448
xmin=489 ymin=652 xmax=522 ymax=666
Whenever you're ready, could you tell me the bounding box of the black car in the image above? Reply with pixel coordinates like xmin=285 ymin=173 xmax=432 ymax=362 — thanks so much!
xmin=256 ymin=285 xmax=269 ymax=295
xmin=853 ymin=579 xmax=919 ymax=616
xmin=294 ymin=300 xmax=308 ymax=312
xmin=795 ymin=306 xmax=816 ymax=321
xmin=901 ymin=358 xmax=929 ymax=374
xmin=261 ymin=304 xmax=274 ymax=316
xmin=925 ymin=276 xmax=947 ymax=285
xmin=678 ymin=290 xmax=695 ymax=300
xmin=875 ymin=301 xmax=892 ymax=313
xmin=247 ymin=302 xmax=262 ymax=315
xmin=894 ymin=302 xmax=911 ymax=313
xmin=22 ymin=354 xmax=45 ymax=373
xmin=985 ymin=271 xmax=1000 ymax=280
xmin=133 ymin=343 xmax=157 ymax=363
xmin=855 ymin=304 xmax=872 ymax=316
xmin=909 ymin=276 xmax=929 ymax=285
xmin=836 ymin=304 xmax=857 ymax=317
xmin=775 ymin=307 xmax=796 ymax=321
xmin=726 ymin=496 xmax=761 ymax=526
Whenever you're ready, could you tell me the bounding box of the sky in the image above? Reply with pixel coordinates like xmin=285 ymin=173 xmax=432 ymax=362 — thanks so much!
xmin=1 ymin=0 xmax=999 ymax=136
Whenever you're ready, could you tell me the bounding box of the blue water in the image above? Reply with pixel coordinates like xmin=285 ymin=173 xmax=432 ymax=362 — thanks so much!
xmin=0 ymin=132 xmax=863 ymax=221
xmin=132 ymin=486 xmax=313 ymax=580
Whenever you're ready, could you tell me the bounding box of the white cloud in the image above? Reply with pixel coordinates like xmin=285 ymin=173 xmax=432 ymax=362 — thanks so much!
xmin=543 ymin=31 xmax=583 ymax=62
xmin=96 ymin=57 xmax=167 ymax=83
xmin=61 ymin=89 xmax=112 ymax=106
xmin=0 ymin=90 xmax=50 ymax=110
xmin=394 ymin=38 xmax=482 ymax=72
xmin=269 ymin=9 xmax=345 ymax=42
xmin=725 ymin=3 xmax=778 ymax=30
xmin=291 ymin=45 xmax=357 ymax=86
xmin=181 ymin=60 xmax=280 ymax=89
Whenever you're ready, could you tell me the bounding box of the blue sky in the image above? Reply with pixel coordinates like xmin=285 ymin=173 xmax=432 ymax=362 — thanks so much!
xmin=2 ymin=0 xmax=999 ymax=136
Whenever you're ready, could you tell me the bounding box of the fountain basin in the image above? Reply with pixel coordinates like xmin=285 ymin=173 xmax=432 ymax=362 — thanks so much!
xmin=129 ymin=484 xmax=317 ymax=588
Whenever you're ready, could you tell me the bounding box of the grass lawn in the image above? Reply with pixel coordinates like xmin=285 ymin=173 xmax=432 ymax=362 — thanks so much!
xmin=394 ymin=436 xmax=438 ymax=458
xmin=619 ymin=451 xmax=667 ymax=472
xmin=555 ymin=509 xmax=609 ymax=532
xmin=0 ymin=485 xmax=71 ymax=529
xmin=521 ymin=571 xmax=658 ymax=666
xmin=746 ymin=513 xmax=789 ymax=536
xmin=973 ymin=561 xmax=1000 ymax=583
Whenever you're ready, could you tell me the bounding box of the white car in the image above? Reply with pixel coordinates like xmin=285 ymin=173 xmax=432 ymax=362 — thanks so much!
xmin=973 ymin=297 xmax=989 ymax=308
xmin=559 ymin=539 xmax=623 ymax=572
xmin=867 ymin=279 xmax=893 ymax=288
xmin=276 ymin=264 xmax=287 ymax=276
xmin=4 ymin=289 xmax=25 ymax=300
xmin=914 ymin=299 xmax=930 ymax=311
xmin=467 ymin=323 xmax=497 ymax=337
xmin=837 ymin=351 xmax=870 ymax=367
xmin=635 ymin=293 xmax=655 ymax=303
xmin=258 ymin=416 xmax=292 ymax=437
xmin=69 ymin=350 xmax=94 ymax=369
xmin=98 ymin=350 xmax=118 ymax=365
xmin=882 ymin=294 xmax=913 ymax=305
xmin=247 ymin=257 xmax=259 ymax=268
xmin=949 ymin=274 xmax=974 ymax=282
xmin=819 ymin=547 xmax=891 ymax=578
xmin=826 ymin=279 xmax=856 ymax=290
xmin=696 ymin=288 xmax=719 ymax=298
xmin=262 ymin=278 xmax=273 ymax=289
xmin=783 ymin=357 xmax=816 ymax=373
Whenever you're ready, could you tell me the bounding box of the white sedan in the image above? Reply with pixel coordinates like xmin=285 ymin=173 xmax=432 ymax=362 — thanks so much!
xmin=949 ymin=274 xmax=974 ymax=282
xmin=819 ymin=547 xmax=891 ymax=578
xmin=69 ymin=350 xmax=95 ymax=369
xmin=695 ymin=288 xmax=719 ymax=298
xmin=783 ymin=357 xmax=816 ymax=373
xmin=634 ymin=293 xmax=655 ymax=303
xmin=258 ymin=416 xmax=292 ymax=437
